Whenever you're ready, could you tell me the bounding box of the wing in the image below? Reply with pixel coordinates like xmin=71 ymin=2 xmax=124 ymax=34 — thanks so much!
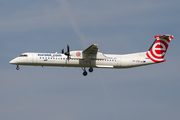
xmin=83 ymin=44 xmax=98 ymax=54
xmin=82 ymin=44 xmax=107 ymax=60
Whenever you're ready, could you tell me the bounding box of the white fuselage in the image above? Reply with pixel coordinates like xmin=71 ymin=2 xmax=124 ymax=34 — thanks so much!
xmin=9 ymin=51 xmax=155 ymax=69
xmin=9 ymin=35 xmax=173 ymax=76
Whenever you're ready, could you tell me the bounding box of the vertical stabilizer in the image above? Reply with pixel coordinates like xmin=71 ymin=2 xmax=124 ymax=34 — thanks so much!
xmin=146 ymin=35 xmax=173 ymax=63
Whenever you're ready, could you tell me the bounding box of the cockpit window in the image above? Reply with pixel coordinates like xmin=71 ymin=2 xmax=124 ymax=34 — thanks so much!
xmin=19 ymin=54 xmax=28 ymax=57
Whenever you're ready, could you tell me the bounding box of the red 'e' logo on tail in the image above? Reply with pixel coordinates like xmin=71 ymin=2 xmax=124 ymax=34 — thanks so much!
xmin=152 ymin=42 xmax=166 ymax=58
xmin=146 ymin=35 xmax=172 ymax=62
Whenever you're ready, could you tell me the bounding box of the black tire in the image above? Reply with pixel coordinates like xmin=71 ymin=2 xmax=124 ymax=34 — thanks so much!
xmin=89 ymin=67 xmax=93 ymax=72
xmin=16 ymin=67 xmax=20 ymax=70
xmin=83 ymin=71 xmax=88 ymax=76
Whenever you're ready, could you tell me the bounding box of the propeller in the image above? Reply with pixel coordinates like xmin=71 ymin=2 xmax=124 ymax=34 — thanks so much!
xmin=64 ymin=45 xmax=70 ymax=60
xmin=62 ymin=49 xmax=64 ymax=54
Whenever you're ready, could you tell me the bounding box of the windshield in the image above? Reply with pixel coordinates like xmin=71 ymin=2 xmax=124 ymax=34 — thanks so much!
xmin=19 ymin=54 xmax=28 ymax=57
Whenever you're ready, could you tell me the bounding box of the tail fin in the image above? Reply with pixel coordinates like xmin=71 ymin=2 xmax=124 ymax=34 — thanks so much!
xmin=146 ymin=35 xmax=173 ymax=63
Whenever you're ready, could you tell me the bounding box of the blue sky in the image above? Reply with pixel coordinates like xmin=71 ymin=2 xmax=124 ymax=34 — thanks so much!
xmin=1 ymin=0 xmax=180 ymax=120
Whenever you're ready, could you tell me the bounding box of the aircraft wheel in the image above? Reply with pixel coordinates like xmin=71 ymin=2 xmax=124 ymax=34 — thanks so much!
xmin=16 ymin=66 xmax=20 ymax=70
xmin=89 ymin=67 xmax=93 ymax=72
xmin=83 ymin=71 xmax=88 ymax=76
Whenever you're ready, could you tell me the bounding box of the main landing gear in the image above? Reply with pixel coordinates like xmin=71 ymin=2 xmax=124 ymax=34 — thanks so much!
xmin=16 ymin=65 xmax=20 ymax=70
xmin=89 ymin=67 xmax=93 ymax=72
xmin=82 ymin=67 xmax=94 ymax=76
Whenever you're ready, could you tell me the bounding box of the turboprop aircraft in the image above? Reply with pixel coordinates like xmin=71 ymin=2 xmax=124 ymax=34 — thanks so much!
xmin=10 ymin=35 xmax=173 ymax=76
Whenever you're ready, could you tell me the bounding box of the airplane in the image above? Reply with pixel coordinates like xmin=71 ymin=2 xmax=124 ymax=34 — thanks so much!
xmin=10 ymin=34 xmax=173 ymax=76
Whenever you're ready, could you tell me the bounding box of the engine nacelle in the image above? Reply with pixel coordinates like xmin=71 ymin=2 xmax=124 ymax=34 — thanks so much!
xmin=70 ymin=51 xmax=83 ymax=59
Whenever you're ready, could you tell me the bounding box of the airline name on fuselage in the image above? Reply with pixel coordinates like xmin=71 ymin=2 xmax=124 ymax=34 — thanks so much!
xmin=38 ymin=54 xmax=62 ymax=57
xmin=107 ymin=57 xmax=117 ymax=60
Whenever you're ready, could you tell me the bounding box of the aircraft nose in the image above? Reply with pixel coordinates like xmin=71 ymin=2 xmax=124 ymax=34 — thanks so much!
xmin=9 ymin=58 xmax=18 ymax=64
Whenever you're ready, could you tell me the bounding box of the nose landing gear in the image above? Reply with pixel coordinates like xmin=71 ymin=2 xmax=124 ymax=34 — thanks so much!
xmin=16 ymin=65 xmax=20 ymax=70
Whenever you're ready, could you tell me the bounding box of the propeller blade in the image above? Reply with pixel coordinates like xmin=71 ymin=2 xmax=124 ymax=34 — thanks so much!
xmin=65 ymin=44 xmax=70 ymax=60
xmin=62 ymin=49 xmax=64 ymax=54
xmin=67 ymin=45 xmax=69 ymax=52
